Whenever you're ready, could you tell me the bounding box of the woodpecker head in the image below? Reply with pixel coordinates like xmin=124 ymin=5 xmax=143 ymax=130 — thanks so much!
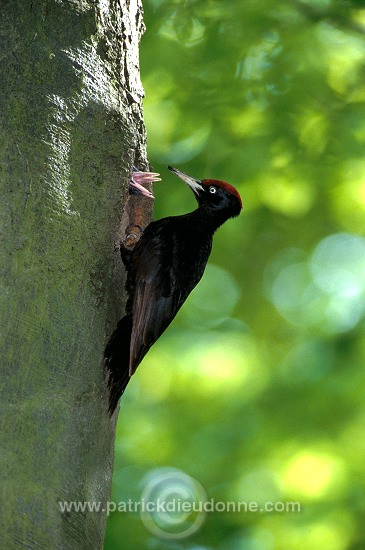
xmin=168 ymin=166 xmax=242 ymax=219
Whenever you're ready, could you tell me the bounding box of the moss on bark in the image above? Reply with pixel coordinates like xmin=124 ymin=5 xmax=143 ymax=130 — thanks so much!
xmin=0 ymin=0 xmax=151 ymax=547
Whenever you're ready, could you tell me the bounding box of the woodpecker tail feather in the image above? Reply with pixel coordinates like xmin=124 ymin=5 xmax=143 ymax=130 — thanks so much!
xmin=104 ymin=314 xmax=132 ymax=415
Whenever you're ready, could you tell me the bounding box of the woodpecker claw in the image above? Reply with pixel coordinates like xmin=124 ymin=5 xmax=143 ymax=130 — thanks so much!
xmin=130 ymin=169 xmax=161 ymax=199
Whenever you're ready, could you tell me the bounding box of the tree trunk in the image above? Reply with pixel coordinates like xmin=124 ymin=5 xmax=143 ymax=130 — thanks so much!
xmin=0 ymin=0 xmax=152 ymax=547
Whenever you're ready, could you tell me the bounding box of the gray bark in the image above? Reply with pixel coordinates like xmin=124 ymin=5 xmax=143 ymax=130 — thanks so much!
xmin=0 ymin=0 xmax=151 ymax=547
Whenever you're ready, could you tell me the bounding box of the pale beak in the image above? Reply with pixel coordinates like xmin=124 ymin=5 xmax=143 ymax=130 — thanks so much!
xmin=168 ymin=166 xmax=204 ymax=194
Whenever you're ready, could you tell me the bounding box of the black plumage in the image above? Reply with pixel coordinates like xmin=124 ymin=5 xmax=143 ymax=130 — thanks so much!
xmin=105 ymin=166 xmax=242 ymax=414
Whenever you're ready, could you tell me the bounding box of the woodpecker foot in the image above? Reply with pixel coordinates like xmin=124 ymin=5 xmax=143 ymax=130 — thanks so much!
xmin=124 ymin=224 xmax=144 ymax=246
xmin=129 ymin=169 xmax=161 ymax=198
xmin=120 ymin=225 xmax=144 ymax=267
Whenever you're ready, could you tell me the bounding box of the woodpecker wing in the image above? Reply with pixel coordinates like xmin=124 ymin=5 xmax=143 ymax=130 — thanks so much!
xmin=129 ymin=221 xmax=185 ymax=375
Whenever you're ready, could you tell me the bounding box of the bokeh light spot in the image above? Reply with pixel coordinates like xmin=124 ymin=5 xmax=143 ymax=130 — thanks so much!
xmin=284 ymin=451 xmax=346 ymax=499
xmin=266 ymin=233 xmax=365 ymax=333
xmin=259 ymin=176 xmax=315 ymax=217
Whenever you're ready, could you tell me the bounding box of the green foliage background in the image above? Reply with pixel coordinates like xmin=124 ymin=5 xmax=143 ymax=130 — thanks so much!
xmin=105 ymin=1 xmax=365 ymax=548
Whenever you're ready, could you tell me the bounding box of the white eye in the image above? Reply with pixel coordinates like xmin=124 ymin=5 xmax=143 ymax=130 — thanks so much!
xmin=209 ymin=186 xmax=217 ymax=194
